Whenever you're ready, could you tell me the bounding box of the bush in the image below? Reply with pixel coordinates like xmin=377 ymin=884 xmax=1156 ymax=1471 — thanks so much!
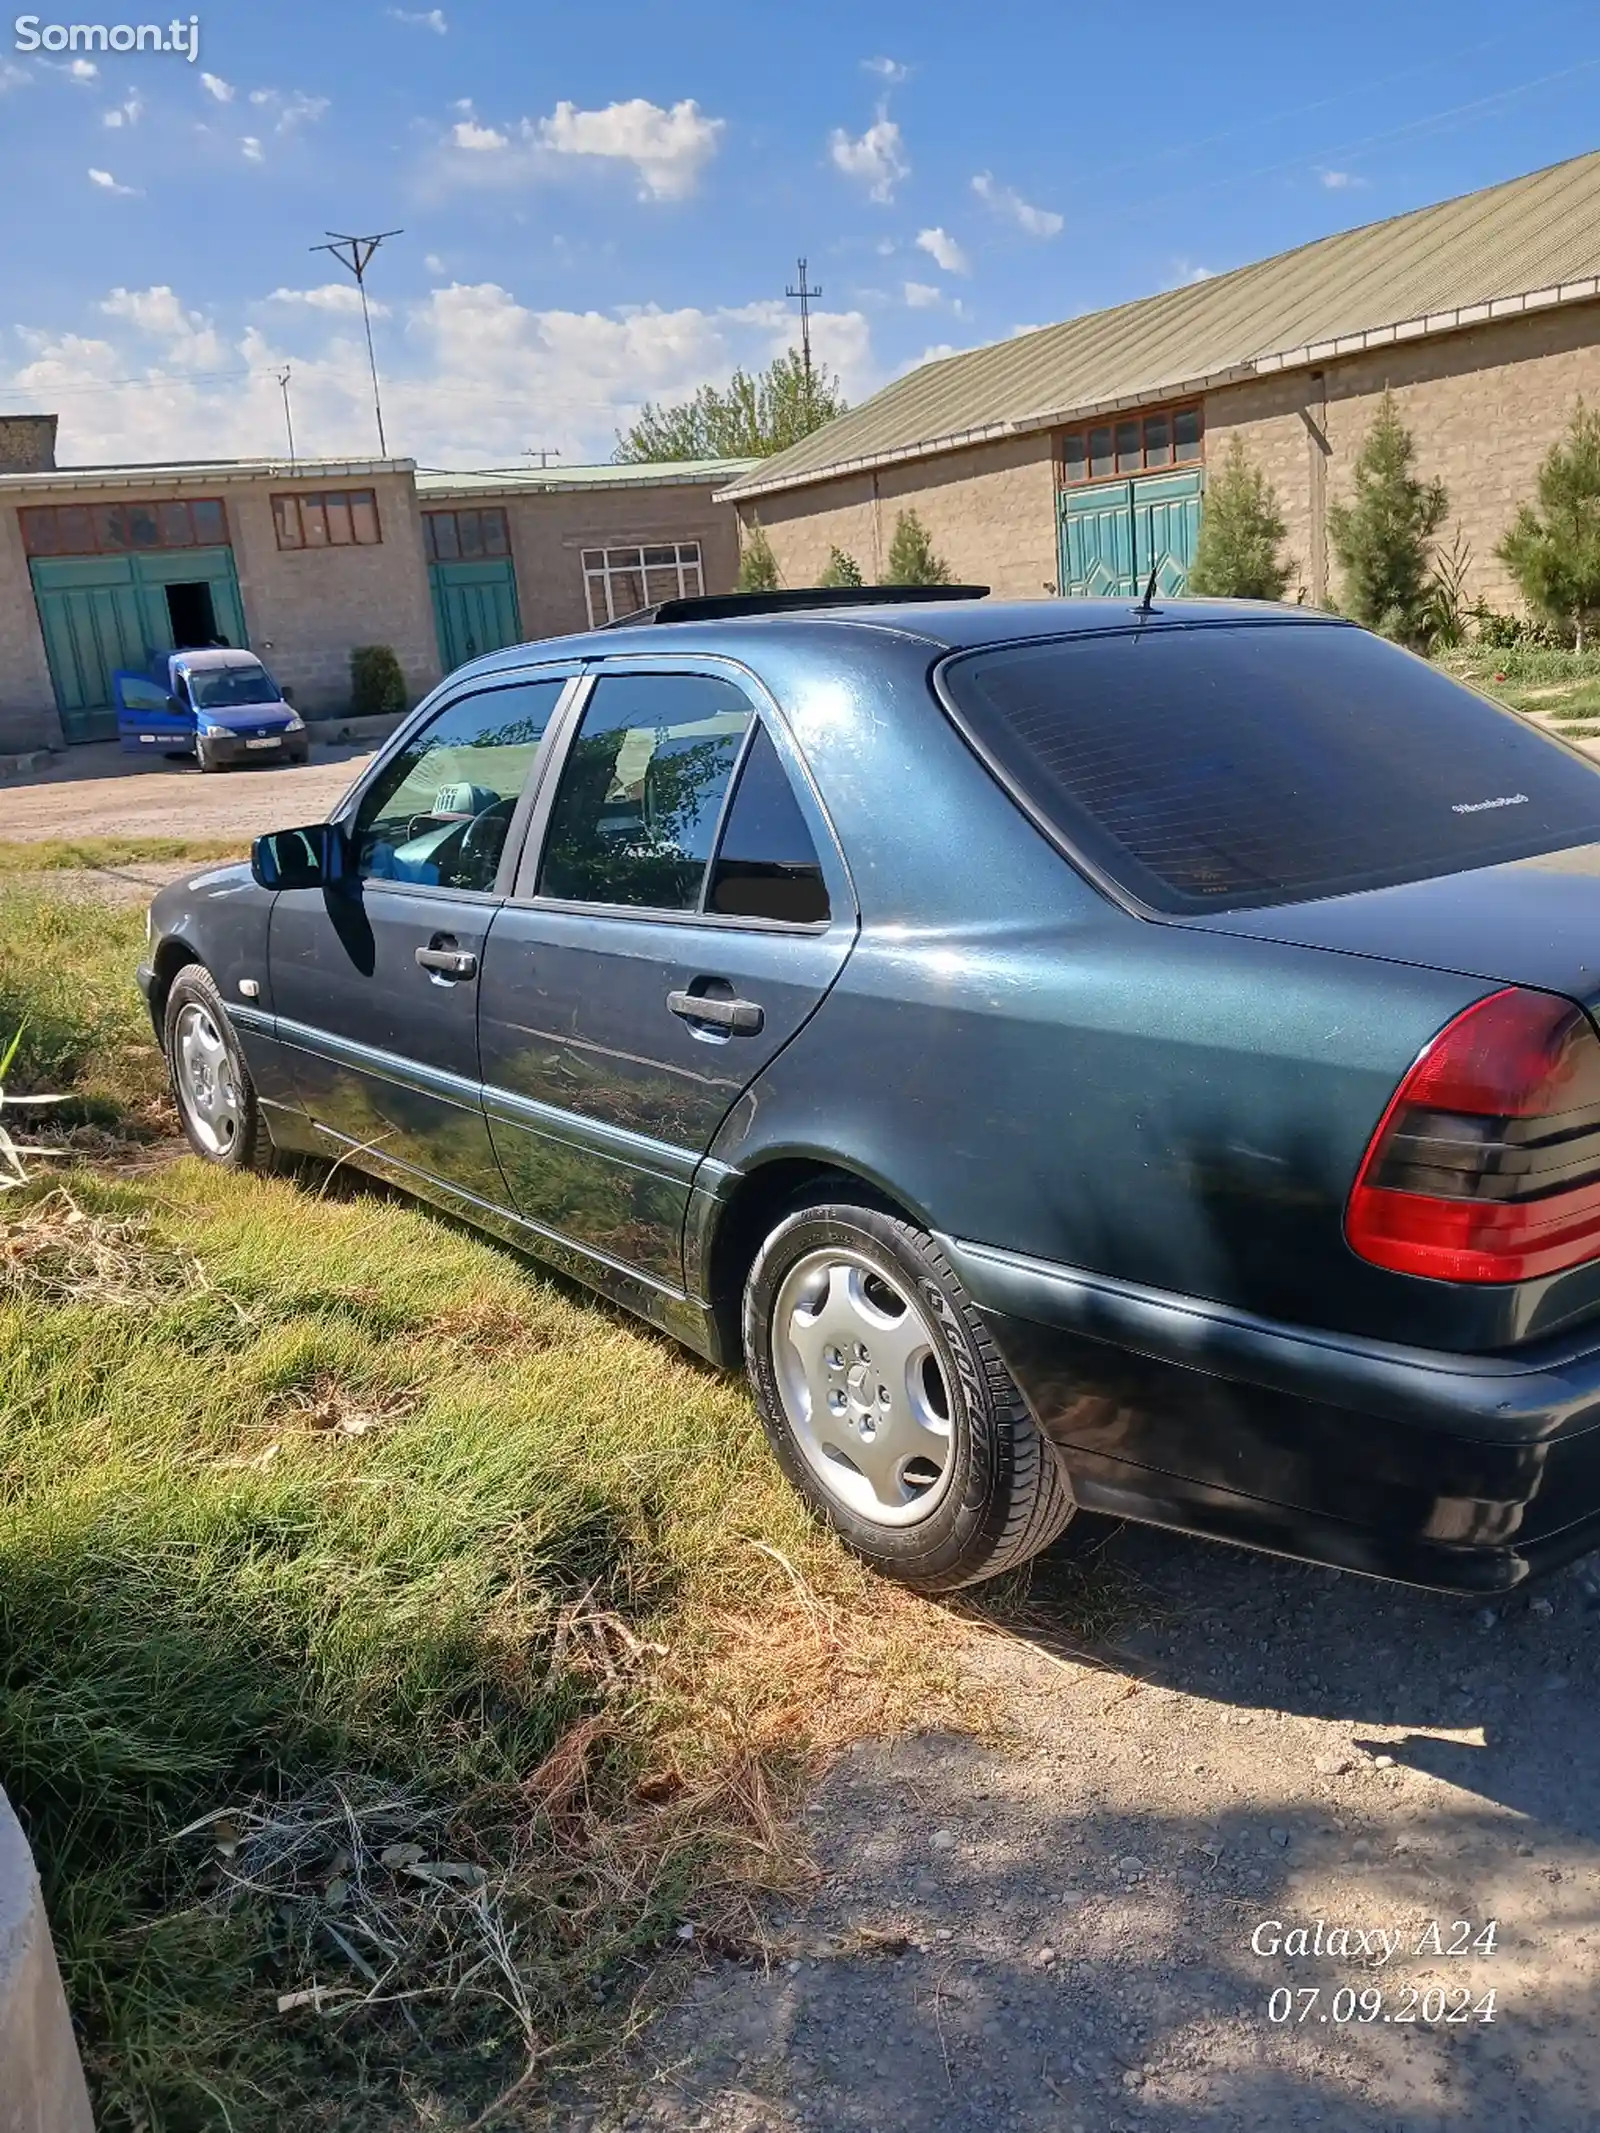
xmin=736 ymin=523 xmax=780 ymax=592
xmin=1327 ymin=390 xmax=1448 ymax=647
xmin=1185 ymin=436 xmax=1291 ymax=601
xmin=1497 ymin=400 xmax=1600 ymax=652
xmin=817 ymin=545 xmax=864 ymax=588
xmin=882 ymin=509 xmax=953 ymax=587
xmin=349 ymin=645 xmax=407 ymax=720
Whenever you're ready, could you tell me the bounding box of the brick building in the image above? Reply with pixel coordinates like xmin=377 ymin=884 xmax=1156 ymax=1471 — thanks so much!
xmin=719 ymin=152 xmax=1600 ymax=615
xmin=0 ymin=438 xmax=751 ymax=754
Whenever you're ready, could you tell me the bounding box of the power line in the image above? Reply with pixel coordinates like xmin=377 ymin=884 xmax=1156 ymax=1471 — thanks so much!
xmin=310 ymin=228 xmax=402 ymax=456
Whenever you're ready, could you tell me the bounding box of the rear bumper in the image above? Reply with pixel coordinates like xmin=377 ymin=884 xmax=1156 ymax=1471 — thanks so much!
xmin=938 ymin=1235 xmax=1600 ymax=1593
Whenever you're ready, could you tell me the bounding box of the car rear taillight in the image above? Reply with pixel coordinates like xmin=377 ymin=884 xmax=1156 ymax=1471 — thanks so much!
xmin=1346 ymin=987 xmax=1600 ymax=1284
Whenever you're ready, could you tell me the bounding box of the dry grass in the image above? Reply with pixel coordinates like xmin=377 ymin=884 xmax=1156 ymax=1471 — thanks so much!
xmin=0 ymin=836 xmax=245 ymax=874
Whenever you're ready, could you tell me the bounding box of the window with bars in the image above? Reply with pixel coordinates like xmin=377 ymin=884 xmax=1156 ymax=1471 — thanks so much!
xmin=423 ymin=507 xmax=512 ymax=563
xmin=1060 ymin=405 xmax=1203 ymax=486
xmin=19 ymin=496 xmax=228 ymax=557
xmin=581 ymin=541 xmax=704 ymax=627
xmin=272 ymin=489 xmax=382 ymax=550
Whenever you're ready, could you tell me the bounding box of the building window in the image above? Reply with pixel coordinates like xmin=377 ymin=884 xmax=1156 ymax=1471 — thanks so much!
xmin=1060 ymin=405 xmax=1202 ymax=487
xmin=423 ymin=507 xmax=511 ymax=563
xmin=273 ymin=489 xmax=382 ymax=550
xmin=582 ymin=541 xmax=704 ymax=627
xmin=19 ymin=496 xmax=229 ymax=557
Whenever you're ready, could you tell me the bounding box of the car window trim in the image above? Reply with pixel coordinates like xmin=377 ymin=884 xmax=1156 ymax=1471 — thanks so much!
xmin=507 ymin=654 xmax=854 ymax=930
xmin=331 ymin=664 xmax=584 ymax=903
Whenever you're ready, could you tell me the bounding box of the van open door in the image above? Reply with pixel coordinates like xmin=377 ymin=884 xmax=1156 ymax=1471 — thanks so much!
xmin=114 ymin=669 xmax=192 ymax=756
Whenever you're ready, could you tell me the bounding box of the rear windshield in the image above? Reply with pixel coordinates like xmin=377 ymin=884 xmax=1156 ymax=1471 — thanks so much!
xmin=940 ymin=622 xmax=1600 ymax=913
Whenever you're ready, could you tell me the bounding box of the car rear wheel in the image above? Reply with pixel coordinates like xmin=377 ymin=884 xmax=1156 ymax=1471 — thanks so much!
xmin=743 ymin=1200 xmax=1076 ymax=1592
xmin=164 ymin=967 xmax=270 ymax=1170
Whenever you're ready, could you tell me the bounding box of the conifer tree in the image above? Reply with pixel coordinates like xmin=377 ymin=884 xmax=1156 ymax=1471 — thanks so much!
xmin=882 ymin=509 xmax=953 ymax=587
xmin=1498 ymin=400 xmax=1600 ymax=651
xmin=1327 ymin=389 xmax=1447 ymax=646
xmin=817 ymin=546 xmax=864 ymax=587
xmin=736 ymin=522 xmax=780 ymax=592
xmin=1185 ymin=435 xmax=1292 ymax=601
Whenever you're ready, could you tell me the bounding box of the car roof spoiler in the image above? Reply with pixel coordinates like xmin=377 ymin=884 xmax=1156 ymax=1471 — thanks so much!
xmin=601 ymin=585 xmax=992 ymax=627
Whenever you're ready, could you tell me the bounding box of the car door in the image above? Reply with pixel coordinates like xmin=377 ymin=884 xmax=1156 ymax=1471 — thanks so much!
xmin=114 ymin=666 xmax=191 ymax=755
xmin=476 ymin=662 xmax=857 ymax=1287
xmin=267 ymin=670 xmax=574 ymax=1206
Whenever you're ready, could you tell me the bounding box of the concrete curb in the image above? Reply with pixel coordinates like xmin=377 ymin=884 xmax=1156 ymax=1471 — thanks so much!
xmin=0 ymin=1790 xmax=95 ymax=2132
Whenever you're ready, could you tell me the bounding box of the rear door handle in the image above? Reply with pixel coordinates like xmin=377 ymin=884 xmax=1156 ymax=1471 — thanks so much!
xmin=667 ymin=989 xmax=764 ymax=1035
xmin=416 ymin=945 xmax=478 ymax=980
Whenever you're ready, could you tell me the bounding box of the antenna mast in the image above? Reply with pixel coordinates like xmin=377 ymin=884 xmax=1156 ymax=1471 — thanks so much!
xmin=275 ymin=366 xmax=296 ymax=466
xmin=785 ymin=256 xmax=822 ymax=422
xmin=311 ymin=228 xmax=403 ymax=456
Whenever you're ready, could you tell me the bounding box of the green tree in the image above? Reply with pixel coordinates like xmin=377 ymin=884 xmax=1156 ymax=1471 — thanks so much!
xmin=615 ymin=349 xmax=847 ymax=462
xmin=882 ymin=509 xmax=953 ymax=587
xmin=349 ymin=644 xmax=406 ymax=718
xmin=1326 ymin=389 xmax=1448 ymax=646
xmin=736 ymin=522 xmax=780 ymax=592
xmin=1185 ymin=435 xmax=1291 ymax=601
xmin=1498 ymin=401 xmax=1600 ymax=651
xmin=817 ymin=545 xmax=863 ymax=587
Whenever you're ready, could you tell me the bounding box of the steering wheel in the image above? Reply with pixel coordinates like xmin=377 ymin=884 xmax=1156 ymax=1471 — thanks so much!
xmin=457 ymin=795 xmax=515 ymax=877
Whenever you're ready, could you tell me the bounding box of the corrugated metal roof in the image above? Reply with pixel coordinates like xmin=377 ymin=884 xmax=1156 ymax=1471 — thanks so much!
xmin=0 ymin=455 xmax=414 ymax=492
xmin=417 ymin=458 xmax=757 ymax=500
xmin=724 ymin=151 xmax=1600 ymax=501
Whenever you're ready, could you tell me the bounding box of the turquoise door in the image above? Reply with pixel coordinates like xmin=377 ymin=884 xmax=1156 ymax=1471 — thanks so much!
xmin=31 ymin=547 xmax=248 ymax=743
xmin=1059 ymin=469 xmax=1204 ymax=600
xmin=430 ymin=559 xmax=522 ymax=675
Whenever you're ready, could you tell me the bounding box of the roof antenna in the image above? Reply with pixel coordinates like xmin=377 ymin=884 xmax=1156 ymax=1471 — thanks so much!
xmin=1134 ymin=560 xmax=1160 ymax=618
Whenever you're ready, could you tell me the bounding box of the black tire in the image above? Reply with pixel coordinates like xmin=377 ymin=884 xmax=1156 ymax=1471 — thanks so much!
xmin=743 ymin=1200 xmax=1076 ymax=1592
xmin=163 ymin=965 xmax=272 ymax=1170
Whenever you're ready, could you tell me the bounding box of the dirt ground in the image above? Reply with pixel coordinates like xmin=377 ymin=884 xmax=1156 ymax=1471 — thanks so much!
xmin=544 ymin=1526 xmax=1600 ymax=2133
xmin=0 ymin=739 xmax=377 ymax=844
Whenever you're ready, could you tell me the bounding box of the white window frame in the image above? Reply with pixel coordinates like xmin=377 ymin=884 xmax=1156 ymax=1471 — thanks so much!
xmin=582 ymin=540 xmax=705 ymax=627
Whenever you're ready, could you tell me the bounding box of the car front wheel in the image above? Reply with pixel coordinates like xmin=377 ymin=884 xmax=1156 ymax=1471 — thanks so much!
xmin=164 ymin=966 xmax=270 ymax=1169
xmin=743 ymin=1199 xmax=1076 ymax=1592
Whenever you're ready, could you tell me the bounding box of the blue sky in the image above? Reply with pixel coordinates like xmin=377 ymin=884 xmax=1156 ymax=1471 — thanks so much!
xmin=0 ymin=0 xmax=1595 ymax=468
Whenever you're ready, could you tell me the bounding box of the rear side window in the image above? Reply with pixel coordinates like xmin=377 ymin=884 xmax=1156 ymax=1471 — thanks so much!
xmin=708 ymin=725 xmax=831 ymax=923
xmin=942 ymin=623 xmax=1600 ymax=913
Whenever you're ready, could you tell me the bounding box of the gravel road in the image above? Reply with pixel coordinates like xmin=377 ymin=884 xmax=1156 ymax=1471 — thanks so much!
xmin=0 ymin=740 xmax=376 ymax=844
xmin=548 ymin=1526 xmax=1600 ymax=2133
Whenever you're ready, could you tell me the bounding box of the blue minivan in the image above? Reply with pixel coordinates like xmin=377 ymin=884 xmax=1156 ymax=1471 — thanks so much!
xmin=114 ymin=649 xmax=308 ymax=772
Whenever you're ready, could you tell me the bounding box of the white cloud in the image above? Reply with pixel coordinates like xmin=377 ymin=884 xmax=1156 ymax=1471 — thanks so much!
xmin=1319 ymin=168 xmax=1368 ymax=190
xmin=389 ymin=6 xmax=448 ymax=27
xmin=915 ymin=226 xmax=970 ymax=275
xmin=87 ymin=167 xmax=137 ymax=195
xmin=903 ymin=281 xmax=942 ymax=309
xmin=424 ymin=252 xmax=446 ymax=274
xmin=829 ymin=113 xmax=907 ymax=204
xmin=536 ymin=98 xmax=724 ymax=200
xmin=1167 ymin=258 xmax=1215 ymax=286
xmin=862 ymin=56 xmax=908 ymax=83
xmin=100 ymin=285 xmax=224 ymax=368
xmin=452 ymin=117 xmax=507 ymax=151
xmin=200 ymin=72 xmax=234 ymax=102
xmin=248 ymin=88 xmax=330 ymax=132
xmin=68 ymin=57 xmax=97 ymax=81
xmin=267 ymin=283 xmax=390 ymax=318
xmin=1 ymin=61 xmax=32 ymax=93
xmin=241 ymin=136 xmax=264 ymax=163
xmin=971 ymin=170 xmax=1062 ymax=239
xmin=102 ymin=91 xmax=142 ymax=128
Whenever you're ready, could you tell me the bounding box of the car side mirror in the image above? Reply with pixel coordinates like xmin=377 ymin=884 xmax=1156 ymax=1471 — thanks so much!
xmin=252 ymin=822 xmax=338 ymax=891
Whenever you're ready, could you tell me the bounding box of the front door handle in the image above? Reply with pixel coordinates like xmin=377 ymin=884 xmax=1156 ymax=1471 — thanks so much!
xmin=667 ymin=988 xmax=764 ymax=1035
xmin=416 ymin=944 xmax=478 ymax=980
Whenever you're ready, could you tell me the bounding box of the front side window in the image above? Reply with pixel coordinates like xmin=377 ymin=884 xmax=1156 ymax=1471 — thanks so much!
xmin=942 ymin=623 xmax=1600 ymax=913
xmin=581 ymin=542 xmax=705 ymax=627
xmin=538 ymin=673 xmax=752 ymax=909
xmin=350 ymin=678 xmax=566 ymax=892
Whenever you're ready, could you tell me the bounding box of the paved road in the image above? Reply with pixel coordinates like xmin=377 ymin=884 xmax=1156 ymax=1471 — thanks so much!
xmin=551 ymin=1530 xmax=1600 ymax=2133
xmin=0 ymin=741 xmax=378 ymax=844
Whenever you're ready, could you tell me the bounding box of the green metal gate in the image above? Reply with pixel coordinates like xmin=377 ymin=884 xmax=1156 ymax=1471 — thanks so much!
xmin=30 ymin=547 xmax=247 ymax=742
xmin=1059 ymin=468 xmax=1204 ymax=600
xmin=430 ymin=558 xmax=522 ymax=676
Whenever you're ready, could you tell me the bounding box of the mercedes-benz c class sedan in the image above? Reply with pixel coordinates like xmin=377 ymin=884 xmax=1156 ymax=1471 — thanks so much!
xmin=140 ymin=589 xmax=1600 ymax=1596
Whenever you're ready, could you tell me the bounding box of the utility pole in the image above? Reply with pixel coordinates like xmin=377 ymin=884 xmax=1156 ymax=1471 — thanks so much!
xmin=785 ymin=256 xmax=821 ymax=424
xmin=275 ymin=365 xmax=297 ymax=466
xmin=522 ymin=447 xmax=561 ymax=468
xmin=311 ymin=228 xmax=402 ymax=456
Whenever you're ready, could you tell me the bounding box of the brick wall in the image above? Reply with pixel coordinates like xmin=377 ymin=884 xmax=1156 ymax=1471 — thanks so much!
xmin=229 ymin=470 xmax=440 ymax=713
xmin=0 ymin=507 xmax=62 ymax=753
xmin=0 ymin=416 xmax=57 ymax=475
xmin=1205 ymin=301 xmax=1600 ymax=611
xmin=736 ymin=434 xmax=1059 ymax=597
xmin=491 ymin=480 xmax=743 ymax=640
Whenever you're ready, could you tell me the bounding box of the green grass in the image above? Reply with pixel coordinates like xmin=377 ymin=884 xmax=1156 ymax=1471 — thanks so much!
xmin=0 ymin=890 xmax=167 ymax=1130
xmin=1437 ymin=648 xmax=1600 ymax=724
xmin=0 ymin=837 xmax=245 ymax=876
xmin=0 ymin=883 xmax=1111 ymax=2131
